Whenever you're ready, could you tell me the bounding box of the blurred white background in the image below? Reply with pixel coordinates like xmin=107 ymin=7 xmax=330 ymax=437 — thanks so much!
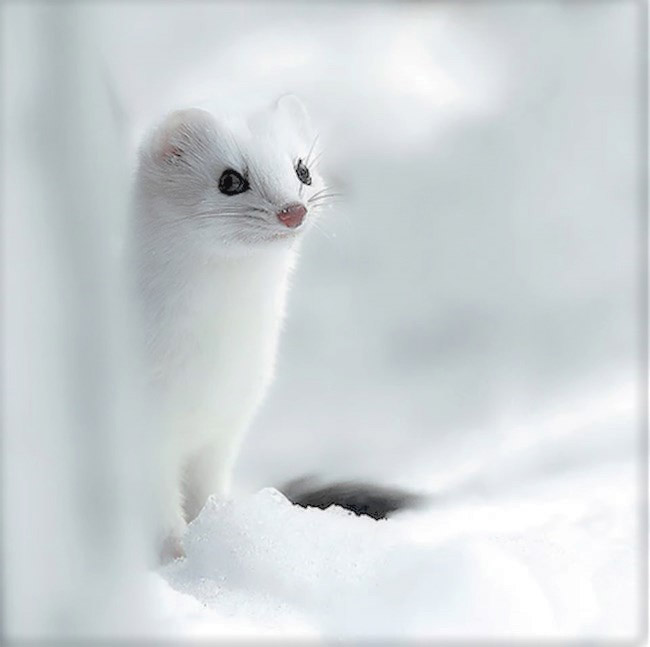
xmin=2 ymin=0 xmax=644 ymax=641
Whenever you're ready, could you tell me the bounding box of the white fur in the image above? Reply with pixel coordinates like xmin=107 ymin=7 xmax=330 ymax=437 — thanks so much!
xmin=130 ymin=97 xmax=323 ymax=560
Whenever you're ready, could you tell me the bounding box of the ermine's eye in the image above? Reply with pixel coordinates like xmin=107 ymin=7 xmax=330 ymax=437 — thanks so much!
xmin=218 ymin=169 xmax=250 ymax=195
xmin=295 ymin=159 xmax=312 ymax=186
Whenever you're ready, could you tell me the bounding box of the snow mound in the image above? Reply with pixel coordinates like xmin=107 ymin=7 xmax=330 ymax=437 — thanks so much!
xmin=158 ymin=488 xmax=558 ymax=640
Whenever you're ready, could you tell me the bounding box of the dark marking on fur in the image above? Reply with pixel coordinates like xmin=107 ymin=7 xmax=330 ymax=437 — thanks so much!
xmin=282 ymin=476 xmax=427 ymax=520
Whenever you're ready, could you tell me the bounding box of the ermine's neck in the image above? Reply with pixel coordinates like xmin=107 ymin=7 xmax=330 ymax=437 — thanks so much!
xmin=196 ymin=248 xmax=295 ymax=317
xmin=161 ymin=241 xmax=296 ymax=301
xmin=137 ymin=225 xmax=297 ymax=336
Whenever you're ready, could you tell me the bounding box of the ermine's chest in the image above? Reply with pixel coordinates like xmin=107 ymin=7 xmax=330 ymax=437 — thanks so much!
xmin=145 ymin=255 xmax=290 ymax=436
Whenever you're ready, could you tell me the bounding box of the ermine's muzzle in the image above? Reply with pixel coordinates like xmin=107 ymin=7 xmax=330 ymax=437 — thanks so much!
xmin=277 ymin=203 xmax=307 ymax=228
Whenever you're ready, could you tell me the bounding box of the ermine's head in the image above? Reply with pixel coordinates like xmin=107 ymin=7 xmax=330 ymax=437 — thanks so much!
xmin=136 ymin=96 xmax=327 ymax=254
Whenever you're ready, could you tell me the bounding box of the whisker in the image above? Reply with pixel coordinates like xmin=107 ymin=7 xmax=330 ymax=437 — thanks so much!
xmin=310 ymin=150 xmax=325 ymax=168
xmin=308 ymin=186 xmax=338 ymax=202
xmin=192 ymin=212 xmax=270 ymax=224
xmin=309 ymin=191 xmax=344 ymax=200
xmin=304 ymin=133 xmax=320 ymax=168
xmin=193 ymin=211 xmax=246 ymax=217
xmin=311 ymin=219 xmax=335 ymax=241
xmin=308 ymin=193 xmax=344 ymax=205
xmin=308 ymin=202 xmax=340 ymax=213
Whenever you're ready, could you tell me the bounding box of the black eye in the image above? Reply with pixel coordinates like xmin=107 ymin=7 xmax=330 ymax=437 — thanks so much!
xmin=218 ymin=169 xmax=250 ymax=195
xmin=295 ymin=158 xmax=312 ymax=186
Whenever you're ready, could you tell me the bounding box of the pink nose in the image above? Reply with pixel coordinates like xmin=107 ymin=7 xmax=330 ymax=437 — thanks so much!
xmin=277 ymin=203 xmax=307 ymax=229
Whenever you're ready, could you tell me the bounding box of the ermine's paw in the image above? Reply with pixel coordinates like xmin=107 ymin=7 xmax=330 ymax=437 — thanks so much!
xmin=159 ymin=533 xmax=186 ymax=564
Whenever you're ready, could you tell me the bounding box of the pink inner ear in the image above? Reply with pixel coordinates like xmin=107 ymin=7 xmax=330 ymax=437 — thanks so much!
xmin=159 ymin=142 xmax=183 ymax=162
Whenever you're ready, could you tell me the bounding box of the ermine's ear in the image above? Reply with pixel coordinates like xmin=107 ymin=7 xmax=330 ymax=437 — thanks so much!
xmin=150 ymin=108 xmax=214 ymax=163
xmin=274 ymin=94 xmax=313 ymax=143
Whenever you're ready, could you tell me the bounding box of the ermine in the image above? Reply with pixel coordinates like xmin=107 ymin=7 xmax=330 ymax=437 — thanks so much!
xmin=131 ymin=96 xmax=419 ymax=562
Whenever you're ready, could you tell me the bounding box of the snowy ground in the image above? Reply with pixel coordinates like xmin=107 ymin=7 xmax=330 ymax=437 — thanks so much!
xmin=147 ymin=468 xmax=637 ymax=640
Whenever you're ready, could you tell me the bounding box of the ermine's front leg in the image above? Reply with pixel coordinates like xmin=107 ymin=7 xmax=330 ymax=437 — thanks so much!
xmin=157 ymin=451 xmax=187 ymax=563
xmin=182 ymin=433 xmax=243 ymax=524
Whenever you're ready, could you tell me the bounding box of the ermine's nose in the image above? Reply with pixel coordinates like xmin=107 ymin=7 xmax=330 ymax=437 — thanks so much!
xmin=277 ymin=203 xmax=307 ymax=229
